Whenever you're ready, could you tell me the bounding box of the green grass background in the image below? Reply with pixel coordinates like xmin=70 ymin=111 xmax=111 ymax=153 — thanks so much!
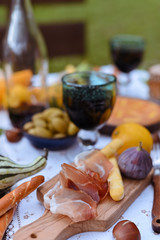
xmin=1 ymin=0 xmax=160 ymax=72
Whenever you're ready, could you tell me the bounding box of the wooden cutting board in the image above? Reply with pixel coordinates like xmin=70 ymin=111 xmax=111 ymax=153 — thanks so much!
xmin=14 ymin=170 xmax=153 ymax=240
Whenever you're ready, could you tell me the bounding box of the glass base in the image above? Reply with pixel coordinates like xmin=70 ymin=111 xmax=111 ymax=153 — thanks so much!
xmin=77 ymin=129 xmax=99 ymax=150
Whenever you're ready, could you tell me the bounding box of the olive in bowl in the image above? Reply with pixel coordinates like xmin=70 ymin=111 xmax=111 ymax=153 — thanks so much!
xmin=23 ymin=107 xmax=79 ymax=150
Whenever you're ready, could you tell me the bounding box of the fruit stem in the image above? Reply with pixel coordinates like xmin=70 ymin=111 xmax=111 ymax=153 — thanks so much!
xmin=137 ymin=141 xmax=143 ymax=151
xmin=43 ymin=148 xmax=49 ymax=160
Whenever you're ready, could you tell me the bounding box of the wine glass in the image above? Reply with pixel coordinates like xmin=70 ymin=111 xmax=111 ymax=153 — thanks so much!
xmin=62 ymin=71 xmax=116 ymax=149
xmin=110 ymin=34 xmax=145 ymax=84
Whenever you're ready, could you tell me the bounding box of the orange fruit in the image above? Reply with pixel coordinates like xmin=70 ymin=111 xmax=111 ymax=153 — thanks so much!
xmin=8 ymin=85 xmax=31 ymax=108
xmin=31 ymin=87 xmax=46 ymax=103
xmin=10 ymin=69 xmax=32 ymax=86
xmin=0 ymin=78 xmax=6 ymax=106
xmin=111 ymin=122 xmax=153 ymax=154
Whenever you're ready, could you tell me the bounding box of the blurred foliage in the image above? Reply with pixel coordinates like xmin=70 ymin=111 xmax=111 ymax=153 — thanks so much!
xmin=1 ymin=0 xmax=160 ymax=72
xmin=0 ymin=6 xmax=7 ymax=25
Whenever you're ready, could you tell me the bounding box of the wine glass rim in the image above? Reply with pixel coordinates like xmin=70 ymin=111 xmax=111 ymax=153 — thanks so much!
xmin=111 ymin=34 xmax=145 ymax=41
xmin=110 ymin=34 xmax=145 ymax=49
xmin=62 ymin=71 xmax=116 ymax=88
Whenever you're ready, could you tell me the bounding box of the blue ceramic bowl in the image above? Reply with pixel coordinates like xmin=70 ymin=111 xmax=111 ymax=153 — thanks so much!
xmin=24 ymin=132 xmax=77 ymax=150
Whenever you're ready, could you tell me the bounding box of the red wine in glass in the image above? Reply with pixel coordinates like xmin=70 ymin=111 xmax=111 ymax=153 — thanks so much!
xmin=110 ymin=35 xmax=145 ymax=84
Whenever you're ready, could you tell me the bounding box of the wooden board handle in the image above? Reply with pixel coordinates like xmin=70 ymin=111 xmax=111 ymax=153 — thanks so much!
xmin=152 ymin=175 xmax=160 ymax=233
xmin=13 ymin=210 xmax=81 ymax=240
xmin=13 ymin=209 xmax=105 ymax=240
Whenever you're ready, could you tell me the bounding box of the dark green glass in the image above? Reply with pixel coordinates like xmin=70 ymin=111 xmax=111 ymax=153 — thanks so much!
xmin=62 ymin=71 xmax=116 ymax=148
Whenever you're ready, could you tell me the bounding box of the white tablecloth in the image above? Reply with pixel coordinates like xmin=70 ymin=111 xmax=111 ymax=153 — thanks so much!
xmin=1 ymin=67 xmax=159 ymax=240
xmin=100 ymin=65 xmax=150 ymax=100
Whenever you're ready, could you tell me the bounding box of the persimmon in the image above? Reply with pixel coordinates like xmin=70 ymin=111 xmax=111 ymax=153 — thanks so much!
xmin=111 ymin=122 xmax=153 ymax=154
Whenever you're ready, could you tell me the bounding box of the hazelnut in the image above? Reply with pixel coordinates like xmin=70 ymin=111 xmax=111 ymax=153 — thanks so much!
xmin=5 ymin=128 xmax=23 ymax=142
xmin=113 ymin=220 xmax=141 ymax=240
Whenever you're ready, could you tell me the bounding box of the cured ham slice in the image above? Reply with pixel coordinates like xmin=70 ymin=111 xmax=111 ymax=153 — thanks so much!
xmin=44 ymin=149 xmax=113 ymax=222
xmin=59 ymin=171 xmax=79 ymax=190
xmin=44 ymin=181 xmax=61 ymax=209
xmin=86 ymin=170 xmax=109 ymax=200
xmin=74 ymin=149 xmax=113 ymax=182
xmin=60 ymin=163 xmax=100 ymax=202
xmin=50 ymin=188 xmax=97 ymax=222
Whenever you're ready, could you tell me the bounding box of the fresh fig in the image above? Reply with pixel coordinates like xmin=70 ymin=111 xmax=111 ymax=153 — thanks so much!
xmin=118 ymin=142 xmax=153 ymax=179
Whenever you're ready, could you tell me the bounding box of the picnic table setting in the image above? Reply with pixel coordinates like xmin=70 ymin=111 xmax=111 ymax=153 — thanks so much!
xmin=1 ymin=1 xmax=160 ymax=240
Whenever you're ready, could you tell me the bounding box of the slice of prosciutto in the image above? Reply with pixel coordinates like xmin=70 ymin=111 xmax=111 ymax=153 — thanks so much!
xmin=44 ymin=180 xmax=61 ymax=209
xmin=86 ymin=170 xmax=109 ymax=200
xmin=49 ymin=188 xmax=97 ymax=222
xmin=74 ymin=149 xmax=113 ymax=182
xmin=44 ymin=149 xmax=113 ymax=222
xmin=60 ymin=163 xmax=100 ymax=202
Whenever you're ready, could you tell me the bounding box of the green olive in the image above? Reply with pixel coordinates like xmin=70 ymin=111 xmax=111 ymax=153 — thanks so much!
xmin=50 ymin=117 xmax=68 ymax=134
xmin=53 ymin=133 xmax=66 ymax=138
xmin=63 ymin=112 xmax=70 ymax=125
xmin=28 ymin=128 xmax=37 ymax=135
xmin=23 ymin=121 xmax=34 ymax=131
xmin=67 ymin=122 xmax=79 ymax=135
xmin=28 ymin=107 xmax=78 ymax=139
xmin=33 ymin=118 xmax=47 ymax=128
xmin=32 ymin=112 xmax=44 ymax=121
xmin=47 ymin=122 xmax=56 ymax=133
xmin=43 ymin=108 xmax=63 ymax=120
xmin=42 ymin=107 xmax=58 ymax=116
xmin=28 ymin=127 xmax=52 ymax=138
xmin=49 ymin=110 xmax=64 ymax=119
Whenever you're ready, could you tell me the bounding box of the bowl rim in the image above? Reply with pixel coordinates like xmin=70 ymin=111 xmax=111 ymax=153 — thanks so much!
xmin=23 ymin=130 xmax=77 ymax=141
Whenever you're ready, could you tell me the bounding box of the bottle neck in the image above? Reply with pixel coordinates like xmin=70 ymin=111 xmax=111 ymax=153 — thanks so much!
xmin=10 ymin=0 xmax=48 ymax=59
xmin=9 ymin=0 xmax=37 ymax=40
xmin=11 ymin=0 xmax=34 ymax=18
xmin=3 ymin=0 xmax=48 ymax=70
